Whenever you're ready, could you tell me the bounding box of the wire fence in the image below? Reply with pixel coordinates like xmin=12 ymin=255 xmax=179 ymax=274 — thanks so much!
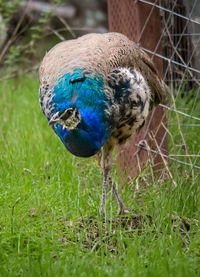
xmin=135 ymin=0 xmax=200 ymax=184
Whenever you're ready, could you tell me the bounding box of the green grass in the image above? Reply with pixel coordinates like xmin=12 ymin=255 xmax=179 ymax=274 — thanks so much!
xmin=0 ymin=75 xmax=200 ymax=276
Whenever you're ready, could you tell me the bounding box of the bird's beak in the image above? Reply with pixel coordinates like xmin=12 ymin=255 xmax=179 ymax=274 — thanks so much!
xmin=48 ymin=112 xmax=60 ymax=126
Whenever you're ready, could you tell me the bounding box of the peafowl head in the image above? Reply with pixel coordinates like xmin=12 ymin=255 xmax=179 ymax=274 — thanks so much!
xmin=48 ymin=103 xmax=82 ymax=130
xmin=45 ymin=70 xmax=110 ymax=157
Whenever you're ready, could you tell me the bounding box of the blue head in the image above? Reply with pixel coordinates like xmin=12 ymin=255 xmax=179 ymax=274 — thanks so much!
xmin=48 ymin=70 xmax=111 ymax=157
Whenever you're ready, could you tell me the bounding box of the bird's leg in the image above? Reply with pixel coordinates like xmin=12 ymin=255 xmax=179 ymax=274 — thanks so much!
xmin=99 ymin=168 xmax=109 ymax=217
xmin=108 ymin=177 xmax=130 ymax=215
xmin=98 ymin=141 xmax=114 ymax=217
xmin=97 ymin=141 xmax=135 ymax=217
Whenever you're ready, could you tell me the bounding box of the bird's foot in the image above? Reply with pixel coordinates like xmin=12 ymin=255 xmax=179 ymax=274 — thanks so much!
xmin=99 ymin=204 xmax=108 ymax=221
xmin=117 ymin=205 xmax=130 ymax=216
xmin=99 ymin=206 xmax=106 ymax=218
xmin=117 ymin=204 xmax=138 ymax=217
xmin=111 ymin=180 xmax=137 ymax=217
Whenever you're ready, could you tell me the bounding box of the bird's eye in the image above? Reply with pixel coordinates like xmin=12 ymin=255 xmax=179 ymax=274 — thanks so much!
xmin=60 ymin=109 xmax=73 ymax=120
xmin=66 ymin=109 xmax=73 ymax=116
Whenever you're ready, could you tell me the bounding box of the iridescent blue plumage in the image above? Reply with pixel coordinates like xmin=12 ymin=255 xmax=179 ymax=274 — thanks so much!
xmin=50 ymin=69 xmax=111 ymax=157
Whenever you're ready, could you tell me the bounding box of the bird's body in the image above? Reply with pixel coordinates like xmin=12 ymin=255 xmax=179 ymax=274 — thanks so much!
xmin=39 ymin=32 xmax=164 ymax=215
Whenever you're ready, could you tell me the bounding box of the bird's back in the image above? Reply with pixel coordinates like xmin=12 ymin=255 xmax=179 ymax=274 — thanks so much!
xmin=39 ymin=32 xmax=164 ymax=106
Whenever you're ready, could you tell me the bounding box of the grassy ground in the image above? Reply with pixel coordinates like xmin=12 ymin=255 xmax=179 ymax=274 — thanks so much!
xmin=0 ymin=75 xmax=199 ymax=276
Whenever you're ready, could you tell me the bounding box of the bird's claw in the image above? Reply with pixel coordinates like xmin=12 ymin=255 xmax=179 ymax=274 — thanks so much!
xmin=117 ymin=205 xmax=137 ymax=217
xmin=99 ymin=205 xmax=106 ymax=218
xmin=117 ymin=205 xmax=130 ymax=216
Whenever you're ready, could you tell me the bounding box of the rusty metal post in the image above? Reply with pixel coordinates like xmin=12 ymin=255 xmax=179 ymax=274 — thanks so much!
xmin=108 ymin=0 xmax=168 ymax=178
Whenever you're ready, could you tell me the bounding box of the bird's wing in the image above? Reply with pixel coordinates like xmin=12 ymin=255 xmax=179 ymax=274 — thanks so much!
xmin=100 ymin=33 xmax=165 ymax=106
xmin=39 ymin=32 xmax=164 ymax=106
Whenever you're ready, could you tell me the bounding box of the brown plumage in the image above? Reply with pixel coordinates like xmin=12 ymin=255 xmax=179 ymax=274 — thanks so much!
xmin=39 ymin=32 xmax=164 ymax=216
xmin=39 ymin=32 xmax=164 ymax=103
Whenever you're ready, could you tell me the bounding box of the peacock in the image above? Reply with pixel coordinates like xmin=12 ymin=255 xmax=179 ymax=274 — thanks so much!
xmin=39 ymin=32 xmax=164 ymax=216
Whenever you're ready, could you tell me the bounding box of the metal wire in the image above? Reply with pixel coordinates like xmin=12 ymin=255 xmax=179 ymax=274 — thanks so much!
xmin=137 ymin=0 xmax=200 ymax=25
xmin=159 ymin=104 xmax=200 ymax=121
xmin=141 ymin=47 xmax=200 ymax=75
xmin=135 ymin=144 xmax=200 ymax=169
